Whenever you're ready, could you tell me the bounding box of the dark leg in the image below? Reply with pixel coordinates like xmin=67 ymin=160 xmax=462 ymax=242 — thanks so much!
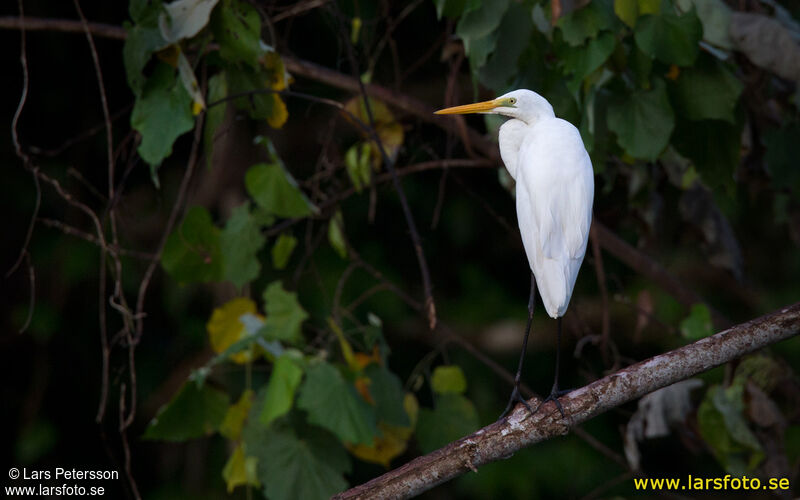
xmin=535 ymin=316 xmax=569 ymax=418
xmin=499 ymin=273 xmax=536 ymax=419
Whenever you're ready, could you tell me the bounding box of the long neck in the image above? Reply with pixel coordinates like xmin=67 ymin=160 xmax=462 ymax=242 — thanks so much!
xmin=498 ymin=119 xmax=528 ymax=181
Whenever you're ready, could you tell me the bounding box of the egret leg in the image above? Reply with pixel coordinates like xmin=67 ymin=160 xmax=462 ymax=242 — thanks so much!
xmin=499 ymin=273 xmax=536 ymax=419
xmin=535 ymin=317 xmax=569 ymax=418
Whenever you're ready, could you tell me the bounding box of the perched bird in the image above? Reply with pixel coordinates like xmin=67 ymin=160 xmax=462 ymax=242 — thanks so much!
xmin=436 ymin=89 xmax=594 ymax=417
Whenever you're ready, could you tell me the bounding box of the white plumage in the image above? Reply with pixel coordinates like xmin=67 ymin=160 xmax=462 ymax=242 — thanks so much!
xmin=437 ymin=89 xmax=594 ymax=319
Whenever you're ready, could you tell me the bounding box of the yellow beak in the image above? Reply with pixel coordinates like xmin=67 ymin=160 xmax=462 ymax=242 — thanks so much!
xmin=434 ymin=98 xmax=502 ymax=115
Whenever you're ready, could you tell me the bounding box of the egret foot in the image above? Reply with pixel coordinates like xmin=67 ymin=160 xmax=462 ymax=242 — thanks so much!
xmin=499 ymin=385 xmax=533 ymax=419
xmin=535 ymin=385 xmax=571 ymax=418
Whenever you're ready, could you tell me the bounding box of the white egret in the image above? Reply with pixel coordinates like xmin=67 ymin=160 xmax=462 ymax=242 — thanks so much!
xmin=436 ymin=89 xmax=594 ymax=417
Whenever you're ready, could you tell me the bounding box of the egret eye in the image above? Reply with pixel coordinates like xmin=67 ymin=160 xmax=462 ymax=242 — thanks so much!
xmin=508 ymin=97 xmax=517 ymax=105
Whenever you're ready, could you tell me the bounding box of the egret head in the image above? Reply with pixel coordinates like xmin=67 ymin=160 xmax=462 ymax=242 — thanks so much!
xmin=435 ymin=89 xmax=554 ymax=125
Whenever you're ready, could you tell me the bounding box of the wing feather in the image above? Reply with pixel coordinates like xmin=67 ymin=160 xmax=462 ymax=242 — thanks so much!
xmin=515 ymin=118 xmax=594 ymax=318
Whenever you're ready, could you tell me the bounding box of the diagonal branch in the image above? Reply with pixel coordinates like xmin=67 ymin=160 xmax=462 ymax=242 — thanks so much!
xmin=333 ymin=301 xmax=800 ymax=499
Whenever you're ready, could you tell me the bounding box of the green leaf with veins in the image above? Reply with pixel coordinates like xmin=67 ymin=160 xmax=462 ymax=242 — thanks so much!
xmin=634 ymin=5 xmax=702 ymax=66
xmin=162 ymin=206 xmax=223 ymax=283
xmin=211 ymin=0 xmax=262 ymax=68
xmin=243 ymin=417 xmax=351 ymax=500
xmin=143 ymin=381 xmax=229 ymax=441
xmin=221 ymin=202 xmax=265 ymax=288
xmin=297 ymin=361 xmax=377 ymax=445
xmin=558 ymin=31 xmax=616 ymax=92
xmin=670 ymin=54 xmax=743 ymax=123
xmin=607 ymin=78 xmax=675 ymax=160
xmin=259 ymin=281 xmax=308 ymax=344
xmin=131 ymin=63 xmax=194 ymax=176
xmin=415 ymin=394 xmax=479 ymax=453
xmin=558 ymin=0 xmax=619 ymax=46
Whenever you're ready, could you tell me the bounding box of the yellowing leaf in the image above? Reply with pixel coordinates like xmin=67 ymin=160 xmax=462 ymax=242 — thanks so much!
xmin=665 ymin=64 xmax=681 ymax=80
xmin=207 ymin=297 xmax=260 ymax=364
xmin=327 ymin=317 xmax=356 ymax=369
xmin=220 ymin=390 xmax=254 ymax=440
xmin=354 ymin=377 xmax=374 ymax=404
xmin=346 ymin=394 xmax=418 ymax=467
xmin=222 ymin=443 xmax=260 ymax=493
xmin=267 ymin=94 xmax=288 ymax=128
xmin=431 ymin=365 xmax=468 ymax=395
xmin=343 ymin=97 xmax=404 ymax=168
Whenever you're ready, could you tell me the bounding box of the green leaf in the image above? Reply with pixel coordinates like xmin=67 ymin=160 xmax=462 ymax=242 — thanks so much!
xmin=328 ymin=210 xmax=347 ymax=259
xmin=204 ymin=72 xmax=227 ymax=168
xmin=607 ymin=78 xmax=675 ymax=160
xmin=131 ymin=62 xmax=195 ymax=174
xmin=455 ymin=0 xmax=509 ymax=66
xmin=220 ymin=389 xmax=255 ymax=440
xmin=245 ymin=143 xmax=315 ymax=218
xmin=143 ymin=381 xmax=229 ymax=441
xmin=123 ymin=24 xmax=168 ymax=96
xmin=672 ymin=117 xmax=740 ymax=192
xmin=243 ymin=420 xmax=351 ymax=500
xmin=162 ymin=206 xmax=223 ymax=283
xmin=297 ymin=361 xmax=378 ymax=445
xmin=364 ymin=364 xmax=409 ymax=427
xmin=225 ymin=64 xmax=282 ymax=123
xmin=260 ymin=353 xmax=304 ymax=427
xmin=764 ymin=123 xmax=800 ymax=193
xmin=434 ymin=0 xmax=472 ymax=19
xmin=680 ymin=304 xmax=713 ymax=340
xmin=675 ymin=0 xmax=733 ymax=49
xmin=431 ymin=365 xmax=468 ymax=395
xmin=558 ymin=0 xmax=618 ymax=46
xmin=477 ymin=3 xmax=533 ymax=92
xmin=345 ymin=143 xmax=371 ymax=193
xmin=614 ymin=0 xmax=639 ymax=28
xmin=211 ymin=0 xmax=262 ymax=68
xmin=260 ymin=281 xmax=308 ymax=343
xmin=558 ymin=31 xmax=616 ymax=92
xmin=634 ymin=5 xmax=702 ymax=66
xmin=670 ymin=54 xmax=742 ymax=122
xmin=697 ymin=384 xmax=764 ymax=474
xmin=415 ymin=394 xmax=479 ymax=453
xmin=221 ymin=202 xmax=265 ymax=288
xmin=271 ymin=233 xmax=298 ymax=270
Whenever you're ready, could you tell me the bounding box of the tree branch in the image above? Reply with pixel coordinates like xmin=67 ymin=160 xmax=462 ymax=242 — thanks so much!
xmin=333 ymin=301 xmax=800 ymax=499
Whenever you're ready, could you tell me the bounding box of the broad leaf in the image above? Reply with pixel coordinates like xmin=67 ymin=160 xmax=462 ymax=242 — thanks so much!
xmin=221 ymin=202 xmax=266 ymax=288
xmin=634 ymin=5 xmax=702 ymax=66
xmin=131 ymin=62 xmax=195 ymax=173
xmin=123 ymin=24 xmax=168 ymax=96
xmin=364 ymin=364 xmax=409 ymax=426
xmin=607 ymin=78 xmax=674 ymax=160
xmin=243 ymin=421 xmax=351 ymax=500
xmin=211 ymin=0 xmax=261 ymax=67
xmin=220 ymin=389 xmax=255 ymax=440
xmin=206 ymin=297 xmax=259 ymax=364
xmin=347 ymin=394 xmax=419 ymax=467
xmin=143 ymin=381 xmax=229 ymax=441
xmin=271 ymin=233 xmax=298 ymax=269
xmin=697 ymin=384 xmax=764 ymax=474
xmin=245 ymin=143 xmax=315 ymax=218
xmin=431 ymin=365 xmax=468 ymax=395
xmin=680 ymin=304 xmax=713 ymax=340
xmin=558 ymin=0 xmax=618 ymax=46
xmin=676 ymin=0 xmax=733 ymax=49
xmin=558 ymin=31 xmax=616 ymax=92
xmin=670 ymin=54 xmax=742 ymax=122
xmin=455 ymin=0 xmax=509 ymax=62
xmin=158 ymin=0 xmax=219 ymax=43
xmin=162 ymin=206 xmax=223 ymax=283
xmin=477 ymin=3 xmax=533 ymax=92
xmin=260 ymin=281 xmax=308 ymax=344
xmin=297 ymin=361 xmax=378 ymax=445
xmin=260 ymin=353 xmax=304 ymax=427
xmin=222 ymin=443 xmax=260 ymax=493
